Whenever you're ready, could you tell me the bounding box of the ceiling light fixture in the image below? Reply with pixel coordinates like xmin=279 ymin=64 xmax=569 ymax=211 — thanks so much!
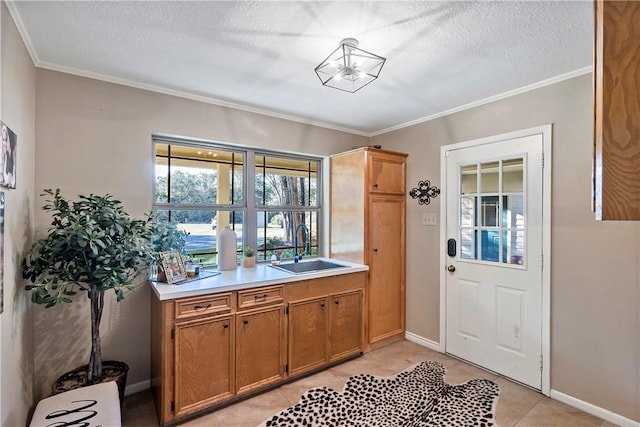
xmin=314 ymin=38 xmax=386 ymax=93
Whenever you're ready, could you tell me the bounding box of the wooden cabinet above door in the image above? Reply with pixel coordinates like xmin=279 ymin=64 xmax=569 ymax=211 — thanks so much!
xmin=593 ymin=0 xmax=640 ymax=220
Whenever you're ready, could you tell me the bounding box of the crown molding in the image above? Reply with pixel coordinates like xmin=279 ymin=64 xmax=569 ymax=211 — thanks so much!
xmin=369 ymin=66 xmax=593 ymax=137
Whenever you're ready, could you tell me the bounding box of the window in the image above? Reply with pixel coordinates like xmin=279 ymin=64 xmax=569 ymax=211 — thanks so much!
xmin=153 ymin=136 xmax=322 ymax=266
xmin=458 ymin=158 xmax=525 ymax=265
xmin=255 ymin=153 xmax=320 ymax=262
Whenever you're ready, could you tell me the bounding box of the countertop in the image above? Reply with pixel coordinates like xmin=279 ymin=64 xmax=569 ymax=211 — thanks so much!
xmin=150 ymin=257 xmax=369 ymax=300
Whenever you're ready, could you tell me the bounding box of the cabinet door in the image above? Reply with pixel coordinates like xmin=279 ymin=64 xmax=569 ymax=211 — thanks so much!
xmin=368 ymin=196 xmax=405 ymax=343
xmin=368 ymin=153 xmax=406 ymax=194
xmin=329 ymin=290 xmax=363 ymax=361
xmin=593 ymin=0 xmax=640 ymax=220
xmin=236 ymin=305 xmax=286 ymax=394
xmin=174 ymin=314 xmax=234 ymax=418
xmin=288 ymin=297 xmax=328 ymax=376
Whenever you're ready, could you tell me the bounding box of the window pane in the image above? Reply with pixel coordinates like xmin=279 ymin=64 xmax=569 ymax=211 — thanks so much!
xmin=155 ymin=144 xmax=169 ymax=203
xmin=503 ymin=158 xmax=524 ymax=192
xmin=255 ymin=155 xmax=318 ymax=207
xmin=480 ymin=230 xmax=501 ymax=262
xmin=155 ymin=209 xmax=243 ymax=267
xmin=460 ymin=228 xmax=477 ymax=260
xmin=480 ymin=196 xmax=500 ymax=227
xmin=256 ymin=210 xmax=318 ymax=262
xmin=503 ymin=194 xmax=524 ymax=228
xmin=505 ymin=228 xmax=525 ymax=265
xmin=155 ymin=144 xmax=244 ymax=206
xmin=480 ymin=161 xmax=499 ymax=193
xmin=460 ymin=196 xmax=476 ymax=227
xmin=460 ymin=164 xmax=478 ymax=195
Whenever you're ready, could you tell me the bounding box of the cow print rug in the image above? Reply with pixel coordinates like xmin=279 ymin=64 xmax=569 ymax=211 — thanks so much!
xmin=259 ymin=360 xmax=500 ymax=427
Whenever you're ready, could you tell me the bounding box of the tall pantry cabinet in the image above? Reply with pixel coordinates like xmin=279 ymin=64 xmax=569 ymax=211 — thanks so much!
xmin=330 ymin=147 xmax=407 ymax=346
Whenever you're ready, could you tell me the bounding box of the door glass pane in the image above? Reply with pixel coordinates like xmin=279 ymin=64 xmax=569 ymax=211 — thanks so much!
xmin=480 ymin=230 xmax=501 ymax=262
xmin=504 ymin=228 xmax=525 ymax=265
xmin=502 ymin=158 xmax=524 ymax=192
xmin=481 ymin=161 xmax=499 ymax=193
xmin=480 ymin=196 xmax=500 ymax=227
xmin=503 ymin=194 xmax=524 ymax=228
xmin=460 ymin=164 xmax=478 ymax=194
xmin=460 ymin=228 xmax=477 ymax=260
xmin=460 ymin=196 xmax=476 ymax=227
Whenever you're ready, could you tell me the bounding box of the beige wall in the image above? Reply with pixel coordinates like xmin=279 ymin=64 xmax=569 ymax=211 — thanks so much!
xmin=16 ymin=25 xmax=639 ymax=424
xmin=33 ymin=69 xmax=367 ymax=399
xmin=372 ymin=74 xmax=640 ymax=422
xmin=0 ymin=2 xmax=36 ymax=425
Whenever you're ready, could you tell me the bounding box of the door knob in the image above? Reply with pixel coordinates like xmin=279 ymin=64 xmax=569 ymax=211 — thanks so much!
xmin=447 ymin=265 xmax=456 ymax=272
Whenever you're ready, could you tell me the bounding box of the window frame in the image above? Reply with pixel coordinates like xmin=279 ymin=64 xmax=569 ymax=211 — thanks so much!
xmin=152 ymin=135 xmax=323 ymax=265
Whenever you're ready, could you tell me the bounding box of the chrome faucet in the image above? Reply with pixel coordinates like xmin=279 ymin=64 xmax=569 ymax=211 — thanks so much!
xmin=293 ymin=223 xmax=310 ymax=263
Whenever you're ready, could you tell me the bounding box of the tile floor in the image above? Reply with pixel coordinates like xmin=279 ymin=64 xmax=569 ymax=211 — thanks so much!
xmin=122 ymin=340 xmax=617 ymax=427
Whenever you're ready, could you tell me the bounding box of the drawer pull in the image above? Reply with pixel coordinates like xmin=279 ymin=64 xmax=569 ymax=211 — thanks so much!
xmin=335 ymin=300 xmax=340 ymax=305
xmin=193 ymin=303 xmax=212 ymax=311
xmin=243 ymin=320 xmax=249 ymax=325
xmin=223 ymin=323 xmax=229 ymax=329
xmin=254 ymin=294 xmax=268 ymax=301
xmin=373 ymin=183 xmax=379 ymax=188
xmin=320 ymin=303 xmax=325 ymax=307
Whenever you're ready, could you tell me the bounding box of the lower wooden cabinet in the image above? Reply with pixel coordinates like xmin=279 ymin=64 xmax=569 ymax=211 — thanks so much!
xmin=329 ymin=290 xmax=363 ymax=361
xmin=235 ymin=304 xmax=285 ymax=394
xmin=173 ymin=314 xmax=234 ymax=418
xmin=288 ymin=296 xmax=329 ymax=376
xmin=289 ymin=290 xmax=364 ymax=376
xmin=151 ymin=272 xmax=366 ymax=426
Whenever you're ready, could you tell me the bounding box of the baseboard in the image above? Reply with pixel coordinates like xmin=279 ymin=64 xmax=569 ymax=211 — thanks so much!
xmin=404 ymin=331 xmax=442 ymax=352
xmin=550 ymin=389 xmax=640 ymax=427
xmin=125 ymin=379 xmax=150 ymax=396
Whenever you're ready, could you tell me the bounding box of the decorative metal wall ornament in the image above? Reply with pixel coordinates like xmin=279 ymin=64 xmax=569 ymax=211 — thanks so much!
xmin=409 ymin=180 xmax=441 ymax=205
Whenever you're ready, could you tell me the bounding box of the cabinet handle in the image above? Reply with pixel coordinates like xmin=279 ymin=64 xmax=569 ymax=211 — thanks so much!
xmin=223 ymin=323 xmax=229 ymax=329
xmin=334 ymin=300 xmax=340 ymax=305
xmin=373 ymin=248 xmax=378 ymax=253
xmin=193 ymin=303 xmax=212 ymax=311
xmin=320 ymin=303 xmax=325 ymax=307
xmin=243 ymin=320 xmax=249 ymax=325
xmin=254 ymin=294 xmax=268 ymax=301
xmin=373 ymin=183 xmax=379 ymax=188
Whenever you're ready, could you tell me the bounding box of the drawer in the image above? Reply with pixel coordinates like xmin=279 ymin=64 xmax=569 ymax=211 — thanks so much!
xmin=237 ymin=286 xmax=284 ymax=310
xmin=174 ymin=293 xmax=232 ymax=320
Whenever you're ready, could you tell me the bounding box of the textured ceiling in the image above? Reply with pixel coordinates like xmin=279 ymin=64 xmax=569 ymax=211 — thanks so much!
xmin=8 ymin=1 xmax=593 ymax=135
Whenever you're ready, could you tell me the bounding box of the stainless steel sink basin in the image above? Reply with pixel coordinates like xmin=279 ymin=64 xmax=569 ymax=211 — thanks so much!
xmin=269 ymin=260 xmax=349 ymax=274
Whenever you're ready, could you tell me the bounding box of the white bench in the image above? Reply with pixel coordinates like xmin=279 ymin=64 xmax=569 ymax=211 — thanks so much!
xmin=30 ymin=381 xmax=121 ymax=427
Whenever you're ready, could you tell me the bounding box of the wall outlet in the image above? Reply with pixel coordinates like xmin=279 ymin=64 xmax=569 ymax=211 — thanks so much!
xmin=422 ymin=213 xmax=438 ymax=226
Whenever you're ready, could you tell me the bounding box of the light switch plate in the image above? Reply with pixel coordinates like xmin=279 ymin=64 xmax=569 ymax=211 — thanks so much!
xmin=422 ymin=213 xmax=438 ymax=226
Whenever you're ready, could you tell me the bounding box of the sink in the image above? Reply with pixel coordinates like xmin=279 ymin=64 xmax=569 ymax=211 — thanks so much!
xmin=270 ymin=260 xmax=349 ymax=274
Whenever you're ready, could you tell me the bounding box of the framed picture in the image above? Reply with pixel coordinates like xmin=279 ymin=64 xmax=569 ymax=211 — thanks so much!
xmin=0 ymin=122 xmax=16 ymax=189
xmin=159 ymin=250 xmax=187 ymax=284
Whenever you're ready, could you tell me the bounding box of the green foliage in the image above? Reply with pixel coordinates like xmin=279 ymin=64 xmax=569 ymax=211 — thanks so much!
xmin=244 ymin=246 xmax=254 ymax=257
xmin=150 ymin=221 xmax=188 ymax=256
xmin=22 ymin=189 xmax=155 ymax=307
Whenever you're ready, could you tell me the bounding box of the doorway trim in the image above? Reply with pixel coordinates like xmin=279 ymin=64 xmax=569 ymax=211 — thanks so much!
xmin=439 ymin=125 xmax=552 ymax=396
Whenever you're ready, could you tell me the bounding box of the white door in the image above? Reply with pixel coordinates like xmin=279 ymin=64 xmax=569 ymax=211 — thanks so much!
xmin=444 ymin=133 xmax=544 ymax=390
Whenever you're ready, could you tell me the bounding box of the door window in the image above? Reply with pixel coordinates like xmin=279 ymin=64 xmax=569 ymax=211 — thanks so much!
xmin=458 ymin=157 xmax=525 ymax=266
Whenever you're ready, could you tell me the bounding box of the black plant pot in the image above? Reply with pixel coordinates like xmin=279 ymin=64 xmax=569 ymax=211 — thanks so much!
xmin=52 ymin=360 xmax=129 ymax=409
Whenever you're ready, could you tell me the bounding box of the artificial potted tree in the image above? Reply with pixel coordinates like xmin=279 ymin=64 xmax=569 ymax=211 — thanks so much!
xmin=22 ymin=189 xmax=155 ymax=403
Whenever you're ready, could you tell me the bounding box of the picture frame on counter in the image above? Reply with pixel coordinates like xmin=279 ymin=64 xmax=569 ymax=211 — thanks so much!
xmin=159 ymin=250 xmax=187 ymax=284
